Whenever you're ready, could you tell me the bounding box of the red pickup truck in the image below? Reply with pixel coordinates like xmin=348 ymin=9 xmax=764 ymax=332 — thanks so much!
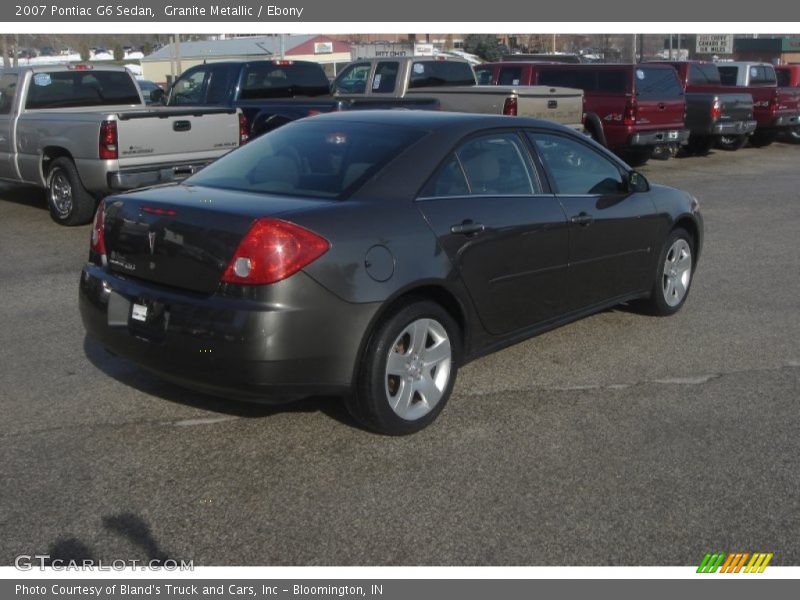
xmin=475 ymin=62 xmax=689 ymax=165
xmin=650 ymin=61 xmax=756 ymax=153
xmin=715 ymin=61 xmax=800 ymax=147
xmin=775 ymin=64 xmax=800 ymax=143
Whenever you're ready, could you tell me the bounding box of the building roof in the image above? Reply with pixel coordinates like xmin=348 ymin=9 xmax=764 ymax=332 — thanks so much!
xmin=141 ymin=35 xmax=318 ymax=62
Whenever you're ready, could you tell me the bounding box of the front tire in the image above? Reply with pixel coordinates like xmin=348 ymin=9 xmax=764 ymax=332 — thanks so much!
xmin=640 ymin=228 xmax=695 ymax=316
xmin=47 ymin=157 xmax=96 ymax=226
xmin=347 ymin=300 xmax=460 ymax=435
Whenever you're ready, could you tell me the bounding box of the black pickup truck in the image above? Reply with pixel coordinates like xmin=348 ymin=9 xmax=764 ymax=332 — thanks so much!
xmin=651 ymin=61 xmax=758 ymax=153
xmin=152 ymin=60 xmax=439 ymax=137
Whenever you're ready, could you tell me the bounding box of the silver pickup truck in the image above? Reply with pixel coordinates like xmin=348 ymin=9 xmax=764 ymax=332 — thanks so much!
xmin=332 ymin=57 xmax=584 ymax=131
xmin=0 ymin=64 xmax=244 ymax=225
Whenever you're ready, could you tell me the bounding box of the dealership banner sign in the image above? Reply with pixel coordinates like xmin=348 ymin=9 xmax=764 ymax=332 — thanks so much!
xmin=696 ymin=34 xmax=734 ymax=54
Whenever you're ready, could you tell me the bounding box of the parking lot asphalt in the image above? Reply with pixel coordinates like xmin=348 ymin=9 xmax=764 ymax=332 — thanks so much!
xmin=1 ymin=143 xmax=798 ymax=566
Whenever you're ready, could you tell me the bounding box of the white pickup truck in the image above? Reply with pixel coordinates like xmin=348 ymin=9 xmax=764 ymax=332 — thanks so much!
xmin=332 ymin=56 xmax=584 ymax=130
xmin=0 ymin=64 xmax=245 ymax=225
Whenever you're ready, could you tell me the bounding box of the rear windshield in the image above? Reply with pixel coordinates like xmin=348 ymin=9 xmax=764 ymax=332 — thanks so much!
xmin=634 ymin=67 xmax=683 ymax=100
xmin=184 ymin=121 xmax=426 ymax=199
xmin=239 ymin=63 xmax=331 ymax=99
xmin=688 ymin=63 xmax=721 ymax=85
xmin=718 ymin=67 xmax=738 ymax=85
xmin=776 ymin=69 xmax=791 ymax=87
xmin=408 ymin=61 xmax=475 ymax=88
xmin=25 ymin=70 xmax=141 ymax=109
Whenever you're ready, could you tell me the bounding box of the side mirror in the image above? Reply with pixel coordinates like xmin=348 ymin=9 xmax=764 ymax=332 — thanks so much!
xmin=150 ymin=88 xmax=165 ymax=104
xmin=628 ymin=171 xmax=649 ymax=193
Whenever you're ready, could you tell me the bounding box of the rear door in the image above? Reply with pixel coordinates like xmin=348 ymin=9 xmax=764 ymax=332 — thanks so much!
xmin=633 ymin=65 xmax=685 ymax=135
xmin=528 ymin=131 xmax=658 ymax=311
xmin=415 ymin=131 xmax=569 ymax=335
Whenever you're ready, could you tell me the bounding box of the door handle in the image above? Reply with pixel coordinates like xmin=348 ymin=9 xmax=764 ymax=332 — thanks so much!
xmin=450 ymin=220 xmax=486 ymax=235
xmin=570 ymin=212 xmax=594 ymax=227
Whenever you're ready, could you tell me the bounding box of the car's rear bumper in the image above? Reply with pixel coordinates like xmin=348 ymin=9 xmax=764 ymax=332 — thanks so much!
xmin=713 ymin=119 xmax=758 ymax=135
xmin=79 ymin=264 xmax=379 ymax=402
xmin=628 ymin=128 xmax=690 ymax=146
xmin=107 ymin=161 xmax=214 ymax=191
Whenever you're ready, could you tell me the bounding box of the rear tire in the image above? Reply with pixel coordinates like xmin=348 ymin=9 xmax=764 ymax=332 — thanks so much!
xmin=784 ymin=126 xmax=800 ymax=144
xmin=620 ymin=149 xmax=651 ymax=167
xmin=639 ymin=228 xmax=695 ymax=317
xmin=46 ymin=157 xmax=96 ymax=226
xmin=749 ymin=129 xmax=778 ymax=148
xmin=686 ymin=135 xmax=714 ymax=156
xmin=346 ymin=300 xmax=460 ymax=435
xmin=715 ymin=134 xmax=748 ymax=151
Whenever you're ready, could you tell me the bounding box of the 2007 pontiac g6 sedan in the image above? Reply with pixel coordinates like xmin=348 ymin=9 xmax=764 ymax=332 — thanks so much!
xmin=80 ymin=111 xmax=703 ymax=435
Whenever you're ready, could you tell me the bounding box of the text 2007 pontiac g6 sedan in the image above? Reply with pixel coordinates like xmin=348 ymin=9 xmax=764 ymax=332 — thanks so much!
xmin=80 ymin=111 xmax=703 ymax=435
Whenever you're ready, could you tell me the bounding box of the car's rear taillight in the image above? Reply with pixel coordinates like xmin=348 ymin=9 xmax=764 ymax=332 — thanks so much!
xmin=769 ymin=89 xmax=780 ymax=114
xmin=99 ymin=120 xmax=118 ymax=160
xmin=623 ymin=99 xmax=638 ymax=126
xmin=503 ymin=96 xmax=518 ymax=116
xmin=239 ymin=112 xmax=249 ymax=145
xmin=221 ymin=218 xmax=330 ymax=285
xmin=90 ymin=201 xmax=106 ymax=258
xmin=711 ymin=97 xmax=722 ymax=120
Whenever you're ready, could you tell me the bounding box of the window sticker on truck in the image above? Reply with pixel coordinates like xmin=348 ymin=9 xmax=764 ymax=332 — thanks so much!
xmin=373 ymin=74 xmax=382 ymax=90
xmin=33 ymin=73 xmax=52 ymax=86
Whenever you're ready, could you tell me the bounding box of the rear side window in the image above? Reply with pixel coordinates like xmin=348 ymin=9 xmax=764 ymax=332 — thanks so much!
xmin=530 ymin=132 xmax=625 ymax=195
xmin=240 ymin=63 xmax=330 ymax=99
xmin=185 ymin=121 xmax=426 ymax=199
xmin=596 ymin=70 xmax=627 ymax=92
xmin=538 ymin=69 xmax=604 ymax=92
xmin=749 ymin=65 xmax=777 ymax=86
xmin=408 ymin=61 xmax=475 ymax=88
xmin=776 ymin=69 xmax=791 ymax=87
xmin=498 ymin=67 xmax=523 ymax=85
xmin=634 ymin=67 xmax=683 ymax=100
xmin=421 ymin=133 xmax=540 ymax=197
xmin=688 ymin=64 xmax=721 ymax=85
xmin=372 ymin=61 xmax=399 ymax=94
xmin=25 ymin=70 xmax=141 ymax=109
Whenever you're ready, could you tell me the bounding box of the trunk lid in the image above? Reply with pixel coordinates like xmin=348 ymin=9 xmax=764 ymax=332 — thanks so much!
xmin=102 ymin=184 xmax=334 ymax=294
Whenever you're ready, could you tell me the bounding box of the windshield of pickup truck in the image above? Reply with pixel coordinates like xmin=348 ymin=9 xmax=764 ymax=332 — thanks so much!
xmin=25 ymin=70 xmax=141 ymax=109
xmin=184 ymin=121 xmax=426 ymax=199
xmin=239 ymin=62 xmax=331 ymax=99
xmin=408 ymin=61 xmax=476 ymax=88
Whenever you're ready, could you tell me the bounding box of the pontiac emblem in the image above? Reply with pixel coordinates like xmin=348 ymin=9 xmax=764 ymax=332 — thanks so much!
xmin=148 ymin=231 xmax=157 ymax=255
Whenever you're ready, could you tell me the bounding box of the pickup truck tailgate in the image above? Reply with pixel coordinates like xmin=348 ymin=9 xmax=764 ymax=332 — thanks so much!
xmin=115 ymin=107 xmax=241 ymax=170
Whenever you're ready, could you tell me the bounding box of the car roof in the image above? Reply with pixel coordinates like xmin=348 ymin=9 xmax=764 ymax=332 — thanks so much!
xmin=308 ymin=109 xmax=576 ymax=134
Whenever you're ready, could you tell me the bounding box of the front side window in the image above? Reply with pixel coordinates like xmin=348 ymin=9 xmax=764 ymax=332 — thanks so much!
xmin=170 ymin=68 xmax=208 ymax=105
xmin=0 ymin=73 xmax=19 ymax=114
xmin=332 ymin=63 xmax=370 ymax=95
xmin=529 ymin=132 xmax=625 ymax=195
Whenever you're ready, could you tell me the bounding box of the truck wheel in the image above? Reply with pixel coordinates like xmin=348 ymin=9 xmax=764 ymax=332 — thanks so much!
xmin=749 ymin=130 xmax=778 ymax=148
xmin=47 ymin=157 xmax=96 ymax=226
xmin=620 ymin=149 xmax=651 ymax=167
xmin=715 ymin=134 xmax=748 ymax=151
xmin=686 ymin=135 xmax=714 ymax=156
xmin=785 ymin=126 xmax=800 ymax=144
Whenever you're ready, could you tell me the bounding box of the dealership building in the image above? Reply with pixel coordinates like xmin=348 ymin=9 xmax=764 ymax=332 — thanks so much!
xmin=140 ymin=35 xmax=353 ymax=84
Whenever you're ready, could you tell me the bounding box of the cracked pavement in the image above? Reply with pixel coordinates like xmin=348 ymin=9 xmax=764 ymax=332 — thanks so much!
xmin=1 ymin=142 xmax=799 ymax=565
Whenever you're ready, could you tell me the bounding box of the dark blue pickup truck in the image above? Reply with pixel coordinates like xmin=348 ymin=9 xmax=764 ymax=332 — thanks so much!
xmin=152 ymin=60 xmax=439 ymax=137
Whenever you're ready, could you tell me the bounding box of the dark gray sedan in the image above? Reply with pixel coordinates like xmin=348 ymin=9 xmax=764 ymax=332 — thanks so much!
xmin=80 ymin=111 xmax=703 ymax=434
